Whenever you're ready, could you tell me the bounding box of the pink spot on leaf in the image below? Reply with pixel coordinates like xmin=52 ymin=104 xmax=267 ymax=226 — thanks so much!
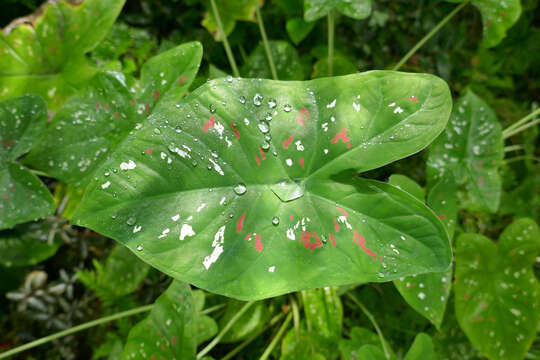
xmin=299 ymin=158 xmax=304 ymax=169
xmin=296 ymin=108 xmax=309 ymax=126
xmin=329 ymin=233 xmax=336 ymax=247
xmin=145 ymin=148 xmax=153 ymax=155
xmin=259 ymin=147 xmax=267 ymax=160
xmin=202 ymin=116 xmax=216 ymax=132
xmin=178 ymin=75 xmax=187 ymax=84
xmin=2 ymin=140 xmax=13 ymax=148
xmin=333 ymin=218 xmax=340 ymax=232
xmin=255 ymin=234 xmax=264 ymax=252
xmin=331 ymin=128 xmax=351 ymax=149
xmin=283 ymin=135 xmax=293 ymax=149
xmin=154 ymin=90 xmax=160 ymax=100
xmin=408 ymin=95 xmax=418 ymax=103
xmin=300 ymin=231 xmax=322 ymax=251
xmin=336 ymin=207 xmax=348 ymax=217
xmin=231 ymin=122 xmax=240 ymax=139
xmin=237 ymin=211 xmax=246 ymax=233
xmin=353 ymin=232 xmax=377 ymax=260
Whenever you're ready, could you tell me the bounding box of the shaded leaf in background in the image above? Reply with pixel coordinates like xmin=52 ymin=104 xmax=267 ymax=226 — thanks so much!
xmin=286 ymin=17 xmax=315 ymax=44
xmin=388 ymin=174 xmax=425 ymax=201
xmin=427 ymin=90 xmax=503 ymax=213
xmin=0 ymin=0 xmax=125 ymax=110
xmin=339 ymin=327 xmax=394 ymax=360
xmin=24 ymin=42 xmax=203 ymax=187
xmin=219 ymin=300 xmax=268 ymax=343
xmin=73 ymin=71 xmax=452 ymax=300
xmin=394 ymin=174 xmax=457 ymax=329
xmin=304 ymin=0 xmax=372 ymax=22
xmin=0 ymin=95 xmax=55 ymax=229
xmin=447 ymin=0 xmax=522 ymax=48
xmin=281 ymin=327 xmax=326 ymax=360
xmin=345 ymin=333 xmax=439 ymax=360
xmin=455 ymin=218 xmax=540 ymax=360
xmin=242 ymin=40 xmax=305 ymax=80
xmin=500 ymin=174 xmax=540 ymax=222
xmin=0 ymin=219 xmax=62 ymax=267
xmin=201 ymin=0 xmax=260 ymax=41
xmin=312 ymin=56 xmax=357 ymax=78
xmin=192 ymin=290 xmax=218 ymax=345
xmin=121 ymin=281 xmax=197 ymax=360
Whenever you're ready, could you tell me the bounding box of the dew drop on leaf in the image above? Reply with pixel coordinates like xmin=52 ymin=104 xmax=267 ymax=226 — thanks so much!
xmin=261 ymin=141 xmax=270 ymax=151
xmin=283 ymin=104 xmax=292 ymax=112
xmin=136 ymin=244 xmax=143 ymax=251
xmin=126 ymin=217 xmax=136 ymax=226
xmin=258 ymin=122 xmax=270 ymax=134
xmin=209 ymin=104 xmax=216 ymax=113
xmin=268 ymin=98 xmax=277 ymax=108
xmin=272 ymin=216 xmax=280 ymax=226
xmin=153 ymin=128 xmax=161 ymax=135
xmin=233 ymin=183 xmax=247 ymax=196
xmin=238 ymin=96 xmax=246 ymax=104
xmin=253 ymin=93 xmax=263 ymax=106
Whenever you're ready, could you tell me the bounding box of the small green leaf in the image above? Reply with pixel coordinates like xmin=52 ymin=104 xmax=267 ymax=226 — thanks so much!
xmin=219 ymin=300 xmax=269 ymax=343
xmin=353 ymin=345 xmax=387 ymax=360
xmin=388 ymin=174 xmax=425 ymax=201
xmin=404 ymin=333 xmax=439 ymax=360
xmin=455 ymin=218 xmax=540 ymax=360
xmin=74 ymin=71 xmax=452 ymax=300
xmin=23 ymin=42 xmax=203 ymax=187
xmin=286 ymin=18 xmax=315 ymax=44
xmin=242 ymin=41 xmax=306 ymax=80
xmin=427 ymin=90 xmax=503 ymax=213
xmin=0 ymin=219 xmax=62 ymax=267
xmin=197 ymin=315 xmax=218 ymax=345
xmin=0 ymin=95 xmax=55 ymax=229
xmin=0 ymin=0 xmax=126 ymax=110
xmin=304 ymin=0 xmax=372 ymax=22
xmin=201 ymin=0 xmax=259 ymax=41
xmin=339 ymin=327 xmax=391 ymax=360
xmin=312 ymin=56 xmax=357 ymax=78
xmin=447 ymin=0 xmax=522 ymax=48
xmin=281 ymin=328 xmax=327 ymax=360
xmin=122 ymin=281 xmax=197 ymax=360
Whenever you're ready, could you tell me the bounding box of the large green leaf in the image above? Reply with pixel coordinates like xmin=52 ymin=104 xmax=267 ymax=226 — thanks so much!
xmin=121 ymin=281 xmax=197 ymax=360
xmin=23 ymin=42 xmax=203 ymax=187
xmin=304 ymin=0 xmax=372 ymax=22
xmin=0 ymin=219 xmax=62 ymax=267
xmin=447 ymin=0 xmax=522 ymax=48
xmin=427 ymin=90 xmax=503 ymax=213
xmin=242 ymin=41 xmax=306 ymax=80
xmin=0 ymin=0 xmax=125 ymax=110
xmin=73 ymin=71 xmax=452 ymax=300
xmin=394 ymin=174 xmax=457 ymax=329
xmin=0 ymin=95 xmax=55 ymax=229
xmin=455 ymin=218 xmax=540 ymax=360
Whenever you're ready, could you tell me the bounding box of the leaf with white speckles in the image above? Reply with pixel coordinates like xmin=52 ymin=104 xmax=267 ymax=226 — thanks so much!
xmin=23 ymin=42 xmax=203 ymax=187
xmin=427 ymin=90 xmax=503 ymax=213
xmin=74 ymin=71 xmax=453 ymax=300
xmin=304 ymin=0 xmax=372 ymax=21
xmin=447 ymin=0 xmax=522 ymax=48
xmin=455 ymin=218 xmax=540 ymax=360
xmin=0 ymin=95 xmax=55 ymax=230
xmin=0 ymin=0 xmax=126 ymax=110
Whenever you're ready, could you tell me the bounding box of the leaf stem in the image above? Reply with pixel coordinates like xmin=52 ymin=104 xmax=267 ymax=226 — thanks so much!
xmin=503 ymin=155 xmax=540 ymax=165
xmin=346 ymin=293 xmax=391 ymax=359
xmin=291 ymin=296 xmax=300 ymax=341
xmin=255 ymin=3 xmax=278 ymax=80
xmin=209 ymin=0 xmax=239 ymax=77
xmin=502 ymin=108 xmax=540 ymax=136
xmin=0 ymin=304 xmax=153 ymax=359
xmin=200 ymin=303 xmax=226 ymax=315
xmin=392 ymin=1 xmax=469 ymax=71
xmin=259 ymin=312 xmax=293 ymax=360
xmin=504 ymin=145 xmax=524 ymax=152
xmin=328 ymin=10 xmax=335 ymax=76
xmin=196 ymin=300 xmax=255 ymax=359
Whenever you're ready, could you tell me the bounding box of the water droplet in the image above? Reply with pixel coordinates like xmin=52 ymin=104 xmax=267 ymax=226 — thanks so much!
xmin=239 ymin=96 xmax=246 ymax=104
xmin=175 ymin=126 xmax=182 ymax=133
xmin=268 ymin=98 xmax=277 ymax=108
xmin=265 ymin=112 xmax=273 ymax=121
xmin=226 ymin=75 xmax=233 ymax=82
xmin=272 ymin=216 xmax=280 ymax=226
xmin=233 ymin=183 xmax=247 ymax=195
xmin=104 ymin=171 xmax=110 ymax=177
xmin=209 ymin=104 xmax=216 ymax=113
xmin=253 ymin=93 xmax=263 ymax=106
xmin=126 ymin=217 xmax=136 ymax=226
xmin=261 ymin=141 xmax=270 ymax=151
xmin=191 ymin=160 xmax=198 ymax=167
xmin=283 ymin=104 xmax=292 ymax=112
xmin=265 ymin=134 xmax=271 ymax=141
xmin=136 ymin=244 xmax=143 ymax=251
xmin=258 ymin=122 xmax=270 ymax=134
xmin=154 ymin=128 xmax=162 ymax=135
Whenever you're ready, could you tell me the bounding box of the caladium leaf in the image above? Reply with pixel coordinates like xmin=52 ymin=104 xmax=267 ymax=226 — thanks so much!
xmin=73 ymin=71 xmax=452 ymax=300
xmin=388 ymin=174 xmax=425 ymax=202
xmin=242 ymin=41 xmax=306 ymax=80
xmin=446 ymin=0 xmax=522 ymax=48
xmin=0 ymin=95 xmax=55 ymax=230
xmin=286 ymin=18 xmax=315 ymax=45
xmin=394 ymin=173 xmax=456 ymax=329
xmin=23 ymin=42 xmax=203 ymax=187
xmin=0 ymin=0 xmax=125 ymax=110
xmin=122 ymin=281 xmax=197 ymax=360
xmin=455 ymin=218 xmax=540 ymax=360
xmin=0 ymin=219 xmax=63 ymax=267
xmin=304 ymin=0 xmax=372 ymax=22
xmin=427 ymin=90 xmax=503 ymax=213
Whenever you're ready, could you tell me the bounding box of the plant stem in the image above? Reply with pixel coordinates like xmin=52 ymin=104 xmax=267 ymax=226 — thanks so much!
xmin=502 ymin=108 xmax=540 ymax=136
xmin=392 ymin=0 xmax=469 ymax=71
xmin=200 ymin=303 xmax=226 ymax=315
xmin=504 ymin=144 xmax=524 ymax=152
xmin=346 ymin=293 xmax=391 ymax=359
xmin=209 ymin=0 xmax=239 ymax=77
xmin=503 ymin=155 xmax=540 ymax=165
xmin=291 ymin=296 xmax=300 ymax=341
xmin=328 ymin=10 xmax=335 ymax=76
xmin=259 ymin=312 xmax=293 ymax=360
xmin=0 ymin=304 xmax=153 ymax=359
xmin=503 ymin=114 xmax=540 ymax=139
xmin=221 ymin=312 xmax=286 ymax=360
xmin=255 ymin=3 xmax=278 ymax=80
xmin=196 ymin=300 xmax=255 ymax=359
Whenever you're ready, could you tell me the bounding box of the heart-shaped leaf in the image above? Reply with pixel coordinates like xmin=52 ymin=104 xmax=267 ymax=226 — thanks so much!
xmin=23 ymin=42 xmax=203 ymax=187
xmin=304 ymin=0 xmax=372 ymax=22
xmin=73 ymin=71 xmax=452 ymax=300
xmin=455 ymin=218 xmax=540 ymax=360
xmin=344 ymin=333 xmax=439 ymax=360
xmin=427 ymin=90 xmax=503 ymax=213
xmin=0 ymin=95 xmax=55 ymax=229
xmin=286 ymin=18 xmax=316 ymax=44
xmin=0 ymin=0 xmax=125 ymax=110
xmin=122 ymin=281 xmax=197 ymax=360
xmin=394 ymin=174 xmax=457 ymax=329
xmin=201 ymin=0 xmax=259 ymax=41
xmin=242 ymin=41 xmax=306 ymax=80
xmin=447 ymin=0 xmax=522 ymax=48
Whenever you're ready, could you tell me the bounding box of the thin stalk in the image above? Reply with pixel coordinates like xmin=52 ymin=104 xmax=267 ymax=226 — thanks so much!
xmin=255 ymin=3 xmax=278 ymax=80
xmin=392 ymin=0 xmax=469 ymax=71
xmin=504 ymin=145 xmax=524 ymax=152
xmin=347 ymin=293 xmax=391 ymax=359
xmin=503 ymin=156 xmax=540 ymax=165
xmin=200 ymin=303 xmax=226 ymax=316
xmin=196 ymin=300 xmax=255 ymax=359
xmin=222 ymin=312 xmax=286 ymax=360
xmin=291 ymin=296 xmax=300 ymax=341
xmin=209 ymin=0 xmax=239 ymax=77
xmin=502 ymin=108 xmax=540 ymax=136
xmin=328 ymin=10 xmax=335 ymax=76
xmin=503 ymin=117 xmax=540 ymax=139
xmin=0 ymin=305 xmax=153 ymax=359
xmin=259 ymin=312 xmax=293 ymax=360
